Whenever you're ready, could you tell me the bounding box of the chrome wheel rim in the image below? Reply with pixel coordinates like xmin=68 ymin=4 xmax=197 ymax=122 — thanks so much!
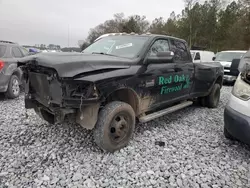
xmin=12 ymin=78 xmax=20 ymax=96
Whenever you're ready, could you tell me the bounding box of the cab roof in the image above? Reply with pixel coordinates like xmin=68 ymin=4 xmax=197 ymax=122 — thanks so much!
xmin=219 ymin=50 xmax=247 ymax=53
xmin=0 ymin=40 xmax=19 ymax=46
xmin=94 ymin=32 xmax=186 ymax=43
xmin=190 ymin=50 xmax=214 ymax=53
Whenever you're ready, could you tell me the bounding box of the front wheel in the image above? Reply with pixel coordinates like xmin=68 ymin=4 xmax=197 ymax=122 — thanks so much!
xmin=93 ymin=101 xmax=135 ymax=152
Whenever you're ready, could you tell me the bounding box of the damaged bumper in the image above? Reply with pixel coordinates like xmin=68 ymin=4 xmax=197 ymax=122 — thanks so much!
xmin=23 ymin=69 xmax=100 ymax=126
xmin=224 ymin=105 xmax=250 ymax=145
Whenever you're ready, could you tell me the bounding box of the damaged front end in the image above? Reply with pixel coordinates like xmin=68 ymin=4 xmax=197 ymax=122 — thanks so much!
xmin=20 ymin=60 xmax=100 ymax=129
xmin=232 ymin=53 xmax=250 ymax=101
xmin=241 ymin=63 xmax=250 ymax=84
xmin=238 ymin=50 xmax=250 ymax=84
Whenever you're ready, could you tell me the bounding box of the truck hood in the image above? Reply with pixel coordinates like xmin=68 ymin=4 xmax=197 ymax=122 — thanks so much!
xmin=18 ymin=52 xmax=134 ymax=78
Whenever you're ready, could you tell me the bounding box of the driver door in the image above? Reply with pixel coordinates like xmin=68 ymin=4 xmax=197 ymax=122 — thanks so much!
xmin=141 ymin=38 xmax=179 ymax=110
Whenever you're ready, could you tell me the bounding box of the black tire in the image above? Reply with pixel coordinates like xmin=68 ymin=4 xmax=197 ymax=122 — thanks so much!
xmin=93 ymin=101 xmax=135 ymax=152
xmin=224 ymin=127 xmax=234 ymax=140
xmin=200 ymin=97 xmax=207 ymax=107
xmin=5 ymin=75 xmax=20 ymax=99
xmin=200 ymin=83 xmax=220 ymax=108
xmin=206 ymin=83 xmax=221 ymax=108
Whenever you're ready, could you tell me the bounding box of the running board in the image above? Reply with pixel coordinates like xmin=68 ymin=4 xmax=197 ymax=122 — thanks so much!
xmin=139 ymin=101 xmax=193 ymax=123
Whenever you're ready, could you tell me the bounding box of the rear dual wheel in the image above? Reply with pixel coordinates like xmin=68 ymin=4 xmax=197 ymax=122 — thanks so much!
xmin=93 ymin=101 xmax=135 ymax=152
xmin=199 ymin=83 xmax=221 ymax=108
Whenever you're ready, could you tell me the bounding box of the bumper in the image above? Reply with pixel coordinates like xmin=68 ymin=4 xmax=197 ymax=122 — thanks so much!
xmin=223 ymin=75 xmax=237 ymax=82
xmin=0 ymin=74 xmax=10 ymax=92
xmin=224 ymin=105 xmax=250 ymax=145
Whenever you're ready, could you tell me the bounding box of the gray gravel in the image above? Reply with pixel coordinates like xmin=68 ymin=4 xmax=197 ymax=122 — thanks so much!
xmin=0 ymin=86 xmax=250 ymax=188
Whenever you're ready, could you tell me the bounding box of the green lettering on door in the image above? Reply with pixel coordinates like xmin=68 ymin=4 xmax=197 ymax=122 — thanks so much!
xmin=158 ymin=74 xmax=190 ymax=95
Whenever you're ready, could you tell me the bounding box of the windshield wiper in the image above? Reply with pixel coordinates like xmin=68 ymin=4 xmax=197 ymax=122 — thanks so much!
xmin=92 ymin=52 xmax=118 ymax=57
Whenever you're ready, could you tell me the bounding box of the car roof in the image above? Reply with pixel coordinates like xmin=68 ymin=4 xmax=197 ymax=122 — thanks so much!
xmin=0 ymin=40 xmax=19 ymax=46
xmin=94 ymin=32 xmax=187 ymax=43
xmin=243 ymin=50 xmax=250 ymax=57
xmin=218 ymin=50 xmax=247 ymax=53
xmin=190 ymin=50 xmax=214 ymax=53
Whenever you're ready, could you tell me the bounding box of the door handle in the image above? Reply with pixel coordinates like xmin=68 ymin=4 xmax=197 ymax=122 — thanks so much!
xmin=174 ymin=66 xmax=179 ymax=72
xmin=174 ymin=65 xmax=178 ymax=72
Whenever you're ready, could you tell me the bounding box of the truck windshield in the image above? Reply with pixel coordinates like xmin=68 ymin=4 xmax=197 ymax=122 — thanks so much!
xmin=82 ymin=35 xmax=149 ymax=58
xmin=215 ymin=52 xmax=246 ymax=62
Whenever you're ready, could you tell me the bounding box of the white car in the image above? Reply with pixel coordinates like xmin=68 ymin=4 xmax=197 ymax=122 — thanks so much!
xmin=214 ymin=50 xmax=247 ymax=83
xmin=224 ymin=50 xmax=250 ymax=145
xmin=190 ymin=50 xmax=215 ymax=63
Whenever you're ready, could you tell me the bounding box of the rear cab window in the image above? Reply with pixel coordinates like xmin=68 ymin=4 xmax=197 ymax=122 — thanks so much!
xmin=0 ymin=45 xmax=7 ymax=57
xmin=169 ymin=39 xmax=191 ymax=63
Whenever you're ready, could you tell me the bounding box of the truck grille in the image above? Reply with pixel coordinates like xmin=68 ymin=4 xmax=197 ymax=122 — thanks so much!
xmin=29 ymin=72 xmax=62 ymax=107
xmin=29 ymin=72 xmax=50 ymax=97
xmin=223 ymin=67 xmax=231 ymax=75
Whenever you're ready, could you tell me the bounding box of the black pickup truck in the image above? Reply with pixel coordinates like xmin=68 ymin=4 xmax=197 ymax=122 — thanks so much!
xmin=18 ymin=33 xmax=224 ymax=152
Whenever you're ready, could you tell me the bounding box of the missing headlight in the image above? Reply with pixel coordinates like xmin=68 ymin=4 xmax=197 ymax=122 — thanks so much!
xmin=66 ymin=82 xmax=99 ymax=99
xmin=246 ymin=72 xmax=250 ymax=83
xmin=241 ymin=66 xmax=250 ymax=84
xmin=238 ymin=51 xmax=250 ymax=84
xmin=232 ymin=76 xmax=250 ymax=101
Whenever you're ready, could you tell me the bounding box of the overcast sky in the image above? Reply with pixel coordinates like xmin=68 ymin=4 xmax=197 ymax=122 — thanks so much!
xmin=0 ymin=0 xmax=185 ymax=47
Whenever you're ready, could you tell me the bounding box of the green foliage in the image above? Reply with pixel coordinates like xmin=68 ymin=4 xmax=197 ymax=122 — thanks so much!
xmin=82 ymin=0 xmax=250 ymax=52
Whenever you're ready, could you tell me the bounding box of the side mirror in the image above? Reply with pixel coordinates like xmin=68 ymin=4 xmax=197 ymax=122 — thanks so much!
xmin=212 ymin=57 xmax=216 ymax=61
xmin=146 ymin=51 xmax=174 ymax=64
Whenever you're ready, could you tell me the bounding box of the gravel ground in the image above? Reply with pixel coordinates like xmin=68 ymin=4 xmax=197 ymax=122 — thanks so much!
xmin=0 ymin=86 xmax=250 ymax=188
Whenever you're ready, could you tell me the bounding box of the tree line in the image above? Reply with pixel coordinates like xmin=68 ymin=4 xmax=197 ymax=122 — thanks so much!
xmin=81 ymin=0 xmax=250 ymax=52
